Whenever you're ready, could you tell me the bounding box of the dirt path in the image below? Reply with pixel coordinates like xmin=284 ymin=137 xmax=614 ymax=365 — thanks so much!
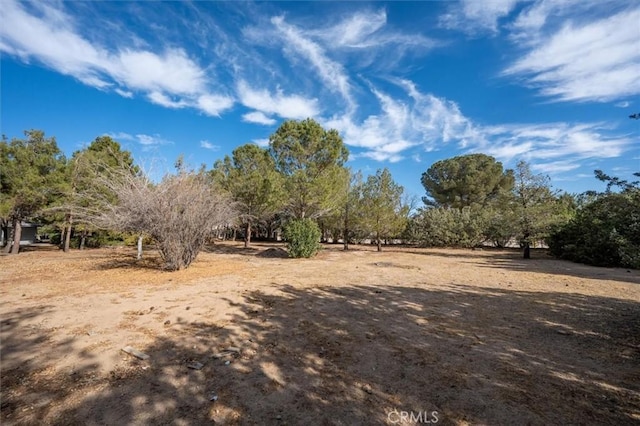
xmin=1 ymin=243 xmax=639 ymax=425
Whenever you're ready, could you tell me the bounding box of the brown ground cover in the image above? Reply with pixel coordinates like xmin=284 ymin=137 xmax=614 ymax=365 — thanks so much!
xmin=1 ymin=242 xmax=639 ymax=425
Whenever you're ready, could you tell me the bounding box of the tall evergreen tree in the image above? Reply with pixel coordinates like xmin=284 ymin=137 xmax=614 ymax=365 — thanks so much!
xmin=0 ymin=130 xmax=67 ymax=253
xmin=212 ymin=144 xmax=285 ymax=248
xmin=61 ymin=136 xmax=137 ymax=251
xmin=269 ymin=119 xmax=349 ymax=219
xmin=361 ymin=168 xmax=409 ymax=252
xmin=512 ymin=160 xmax=567 ymax=258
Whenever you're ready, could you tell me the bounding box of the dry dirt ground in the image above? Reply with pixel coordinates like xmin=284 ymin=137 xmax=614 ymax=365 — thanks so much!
xmin=1 ymin=242 xmax=639 ymax=425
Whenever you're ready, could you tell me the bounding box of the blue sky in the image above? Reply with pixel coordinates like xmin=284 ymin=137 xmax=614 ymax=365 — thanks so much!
xmin=1 ymin=0 xmax=639 ymax=200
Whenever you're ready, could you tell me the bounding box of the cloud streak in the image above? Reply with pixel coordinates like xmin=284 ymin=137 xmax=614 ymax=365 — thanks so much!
xmin=200 ymin=140 xmax=220 ymax=151
xmin=326 ymin=80 xmax=631 ymax=178
xmin=237 ymin=80 xmax=319 ymax=120
xmin=504 ymin=7 xmax=640 ymax=102
xmin=440 ymin=0 xmax=522 ymax=34
xmin=271 ymin=15 xmax=355 ymax=112
xmin=0 ymin=0 xmax=234 ymax=116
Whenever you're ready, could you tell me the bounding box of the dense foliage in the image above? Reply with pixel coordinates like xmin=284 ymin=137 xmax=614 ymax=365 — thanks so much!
xmin=421 ymin=154 xmax=514 ymax=208
xmin=415 ymin=157 xmax=571 ymax=255
xmin=1 ymin=130 xmax=67 ymax=253
xmin=283 ymin=218 xmax=322 ymax=258
xmin=411 ymin=206 xmax=489 ymax=248
xmin=212 ymin=144 xmax=285 ymax=247
xmin=270 ymin=118 xmax=349 ymax=219
xmin=548 ymin=178 xmax=640 ymax=268
xmin=360 ymin=168 xmax=409 ymax=251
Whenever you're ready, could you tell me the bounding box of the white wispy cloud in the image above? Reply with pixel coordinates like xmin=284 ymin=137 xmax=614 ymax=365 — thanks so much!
xmin=271 ymin=15 xmax=355 ymax=112
xmin=479 ymin=122 xmax=630 ymax=174
xmin=105 ymin=132 xmax=136 ymax=141
xmin=136 ymin=134 xmax=173 ymax=146
xmin=242 ymin=111 xmax=277 ymax=126
xmin=237 ymin=80 xmax=319 ymax=120
xmin=314 ymin=9 xmax=436 ymax=53
xmin=147 ymin=91 xmax=190 ymax=109
xmin=323 ymin=9 xmax=387 ymax=47
xmin=508 ymin=0 xmax=593 ymax=45
xmin=196 ymin=94 xmax=235 ymax=117
xmin=0 ymin=0 xmax=234 ymax=116
xmin=115 ymin=88 xmax=134 ymax=98
xmin=200 ymin=140 xmax=219 ymax=151
xmin=2 ymin=0 xmax=634 ymax=182
xmin=531 ymin=160 xmax=581 ymax=174
xmin=504 ymin=6 xmax=640 ymax=102
xmin=324 ymin=80 xmax=480 ymax=162
xmin=113 ymin=48 xmax=206 ymax=95
xmin=440 ymin=0 xmax=522 ymax=34
xmin=252 ymin=138 xmax=270 ymax=148
xmin=323 ymin=78 xmax=632 ymax=176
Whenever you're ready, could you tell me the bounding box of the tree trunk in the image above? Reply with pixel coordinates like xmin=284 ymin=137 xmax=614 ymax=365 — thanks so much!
xmin=523 ymin=232 xmax=531 ymax=259
xmin=137 ymin=235 xmax=143 ymax=260
xmin=63 ymin=214 xmax=72 ymax=253
xmin=10 ymin=218 xmax=21 ymax=254
xmin=79 ymin=231 xmax=87 ymax=250
xmin=244 ymin=221 xmax=251 ymax=248
xmin=267 ymin=222 xmax=273 ymax=241
xmin=377 ymin=231 xmax=382 ymax=252
xmin=343 ymin=199 xmax=349 ymax=251
xmin=4 ymin=221 xmax=15 ymax=253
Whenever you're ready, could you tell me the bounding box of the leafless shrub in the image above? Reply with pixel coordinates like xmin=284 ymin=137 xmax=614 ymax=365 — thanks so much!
xmin=80 ymin=165 xmax=237 ymax=270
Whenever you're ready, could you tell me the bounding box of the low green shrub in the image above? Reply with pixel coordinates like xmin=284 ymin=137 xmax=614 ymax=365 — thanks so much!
xmin=283 ymin=218 xmax=322 ymax=258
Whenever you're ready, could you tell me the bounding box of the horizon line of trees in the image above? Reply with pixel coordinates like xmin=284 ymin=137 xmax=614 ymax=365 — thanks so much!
xmin=2 ymin=119 xmax=638 ymax=269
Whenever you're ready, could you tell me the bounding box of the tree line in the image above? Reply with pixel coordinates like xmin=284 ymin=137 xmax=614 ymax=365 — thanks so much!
xmin=2 ymin=120 xmax=638 ymax=270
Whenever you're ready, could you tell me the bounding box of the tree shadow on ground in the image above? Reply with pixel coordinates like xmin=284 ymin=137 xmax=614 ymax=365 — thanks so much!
xmin=18 ymin=243 xmax=60 ymax=253
xmin=5 ymin=282 xmax=638 ymax=425
xmin=90 ymin=252 xmax=165 ymax=272
xmin=203 ymin=242 xmax=292 ymax=259
xmin=202 ymin=242 xmax=270 ymax=257
xmin=471 ymin=255 xmax=640 ymax=286
xmin=1 ymin=304 xmax=101 ymax=424
xmin=397 ymin=247 xmax=640 ymax=285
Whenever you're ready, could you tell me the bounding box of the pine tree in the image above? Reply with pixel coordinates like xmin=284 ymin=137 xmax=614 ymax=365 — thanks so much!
xmin=0 ymin=130 xmax=67 ymax=253
xmin=212 ymin=144 xmax=285 ymax=248
xmin=361 ymin=168 xmax=409 ymax=252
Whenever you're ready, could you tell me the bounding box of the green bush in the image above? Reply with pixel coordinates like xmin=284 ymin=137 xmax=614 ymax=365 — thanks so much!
xmin=283 ymin=218 xmax=322 ymax=258
xmin=548 ymin=191 xmax=640 ymax=268
xmin=413 ymin=206 xmax=489 ymax=248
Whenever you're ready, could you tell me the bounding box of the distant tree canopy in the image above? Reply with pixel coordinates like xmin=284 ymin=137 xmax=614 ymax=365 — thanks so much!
xmin=421 ymin=154 xmax=514 ymax=209
xmin=415 ymin=158 xmax=572 ymax=256
xmin=5 ymin=124 xmax=635 ymax=270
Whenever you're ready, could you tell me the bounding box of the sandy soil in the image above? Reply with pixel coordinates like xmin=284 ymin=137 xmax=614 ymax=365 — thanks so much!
xmin=1 ymin=242 xmax=639 ymax=425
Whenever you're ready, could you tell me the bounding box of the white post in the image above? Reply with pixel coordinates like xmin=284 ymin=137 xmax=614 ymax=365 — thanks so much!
xmin=137 ymin=235 xmax=143 ymax=260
